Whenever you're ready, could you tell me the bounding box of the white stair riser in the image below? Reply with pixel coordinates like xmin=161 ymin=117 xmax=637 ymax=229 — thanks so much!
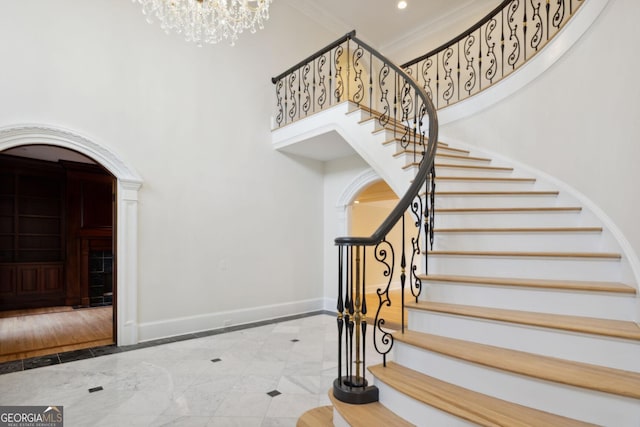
xmin=434 ymin=167 xmax=515 ymax=178
xmin=433 ymin=194 xmax=560 ymax=208
xmin=421 ymin=281 xmax=636 ymax=321
xmin=433 ymin=231 xmax=605 ymax=252
xmin=433 ymin=181 xmax=540 ymax=193
xmin=372 ymin=379 xmax=476 ymax=427
xmin=436 ymin=148 xmax=473 ymax=158
xmin=433 ymin=211 xmax=583 ymax=228
xmin=427 ymin=255 xmax=622 ymax=282
xmin=394 ymin=343 xmax=640 ymax=426
xmin=436 ymin=156 xmax=491 ymax=166
xmin=407 ymin=310 xmax=640 ymax=371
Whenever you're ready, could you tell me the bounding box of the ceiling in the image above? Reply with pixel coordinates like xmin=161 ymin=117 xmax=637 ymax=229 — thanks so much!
xmin=283 ymin=0 xmax=495 ymax=51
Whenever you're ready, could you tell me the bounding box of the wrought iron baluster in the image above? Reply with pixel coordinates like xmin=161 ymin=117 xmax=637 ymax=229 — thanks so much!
xmin=368 ymin=50 xmax=373 ymax=113
xmin=523 ymin=0 xmax=528 ymax=60
xmin=378 ymin=63 xmax=390 ymax=127
xmin=317 ymin=53 xmax=327 ymax=110
xmin=487 ymin=17 xmax=498 ymax=83
xmin=530 ymin=0 xmax=543 ymax=51
xmin=312 ymin=60 xmax=316 ymax=114
xmin=400 ymin=215 xmax=406 ymax=333
xmin=442 ymin=47 xmax=455 ymax=104
xmin=288 ymin=73 xmax=297 ymax=123
xmin=275 ymin=78 xmax=284 ymax=127
xmin=334 ymin=45 xmax=344 ymax=102
xmin=410 ymin=194 xmax=423 ymax=302
xmin=297 ymin=68 xmax=302 ymax=120
xmin=553 ymin=0 xmax=566 ymax=29
xmin=421 ymin=57 xmax=433 ymax=101
xmin=302 ymin=63 xmax=311 ymax=117
xmin=337 ymin=245 xmax=344 ymax=386
xmin=436 ymin=53 xmax=441 ymax=108
xmin=373 ymin=238 xmax=394 ymax=367
xmin=507 ymin=0 xmax=521 ymax=70
xmin=464 ymin=33 xmax=477 ymax=95
xmin=352 ymin=44 xmax=365 ymax=106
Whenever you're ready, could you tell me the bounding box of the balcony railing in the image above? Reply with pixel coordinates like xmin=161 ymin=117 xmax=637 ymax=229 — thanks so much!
xmin=402 ymin=0 xmax=585 ymax=109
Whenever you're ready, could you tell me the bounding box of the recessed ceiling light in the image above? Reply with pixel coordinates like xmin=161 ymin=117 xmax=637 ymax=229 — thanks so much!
xmin=397 ymin=1 xmax=408 ymax=10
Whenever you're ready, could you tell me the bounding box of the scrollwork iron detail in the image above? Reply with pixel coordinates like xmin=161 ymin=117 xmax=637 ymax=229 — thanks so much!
xmin=399 ymin=77 xmax=414 ymax=149
xmin=352 ymin=44 xmax=365 ymax=105
xmin=421 ymin=58 xmax=434 ymax=100
xmin=274 ymin=79 xmax=284 ymax=127
xmin=553 ymin=0 xmax=566 ymax=29
xmin=507 ymin=0 xmax=521 ymax=69
xmin=378 ymin=63 xmax=391 ymax=127
xmin=530 ymin=0 xmax=543 ymax=51
xmin=301 ymin=63 xmax=311 ymax=117
xmin=485 ymin=18 xmax=498 ymax=83
xmin=442 ymin=47 xmax=455 ymax=104
xmin=464 ymin=34 xmax=477 ymax=95
xmin=317 ymin=54 xmax=327 ymax=110
xmin=373 ymin=239 xmax=394 ymax=365
xmin=334 ymin=45 xmax=345 ymax=102
xmin=287 ymin=73 xmax=297 ymax=122
xmin=409 ymin=195 xmax=423 ymax=301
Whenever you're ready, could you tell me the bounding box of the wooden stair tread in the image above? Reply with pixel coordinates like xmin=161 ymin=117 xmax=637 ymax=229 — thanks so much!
xmin=429 ymin=250 xmax=620 ymax=259
xmin=329 ymin=390 xmax=413 ymax=427
xmin=396 ymin=149 xmax=484 ymax=163
xmin=420 ymin=274 xmax=635 ymax=294
xmin=435 ymin=226 xmax=601 ymax=233
xmin=394 ymin=329 xmax=640 ymax=399
xmin=396 ymin=151 xmax=488 ymax=162
xmin=405 ymin=301 xmax=640 ymax=341
xmin=369 ymin=362 xmax=598 ymax=426
xmin=405 ymin=162 xmax=513 ymax=171
xmin=384 ymin=138 xmax=466 ymax=153
xmin=296 ymin=405 xmax=333 ymax=427
xmin=435 ymin=206 xmax=582 ymax=213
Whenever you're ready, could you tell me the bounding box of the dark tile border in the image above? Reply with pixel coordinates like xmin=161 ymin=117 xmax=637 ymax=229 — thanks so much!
xmin=0 ymin=310 xmax=333 ymax=375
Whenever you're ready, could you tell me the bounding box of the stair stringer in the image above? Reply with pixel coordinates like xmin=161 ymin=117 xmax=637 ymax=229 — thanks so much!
xmin=431 ymin=135 xmax=640 ymax=312
xmin=370 ymin=136 xmax=640 ymax=426
xmin=271 ymin=101 xmax=415 ymax=197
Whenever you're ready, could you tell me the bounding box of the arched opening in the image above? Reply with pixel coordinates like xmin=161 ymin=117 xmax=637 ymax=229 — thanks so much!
xmin=0 ymin=125 xmax=142 ymax=352
xmin=339 ymin=171 xmax=407 ymax=330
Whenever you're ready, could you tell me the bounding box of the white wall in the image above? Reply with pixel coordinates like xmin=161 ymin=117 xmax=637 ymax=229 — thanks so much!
xmin=0 ymin=1 xmax=335 ymax=340
xmin=439 ymin=0 xmax=640 ymax=270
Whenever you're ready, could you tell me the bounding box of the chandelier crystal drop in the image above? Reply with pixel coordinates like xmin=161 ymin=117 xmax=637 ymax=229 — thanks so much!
xmin=135 ymin=0 xmax=272 ymax=45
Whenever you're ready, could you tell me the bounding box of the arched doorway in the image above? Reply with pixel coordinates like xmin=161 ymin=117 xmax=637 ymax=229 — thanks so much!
xmin=0 ymin=125 xmax=142 ymax=347
xmin=337 ymin=169 xmax=406 ymax=329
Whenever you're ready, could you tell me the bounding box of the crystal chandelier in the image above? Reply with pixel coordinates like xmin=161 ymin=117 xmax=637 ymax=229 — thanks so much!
xmin=135 ymin=0 xmax=272 ymax=45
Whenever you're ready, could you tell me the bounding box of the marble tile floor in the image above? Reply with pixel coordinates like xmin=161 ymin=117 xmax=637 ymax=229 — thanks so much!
xmin=0 ymin=313 xmax=385 ymax=426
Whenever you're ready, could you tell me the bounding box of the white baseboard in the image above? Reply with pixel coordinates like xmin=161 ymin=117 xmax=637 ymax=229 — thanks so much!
xmin=137 ymin=298 xmax=326 ymax=343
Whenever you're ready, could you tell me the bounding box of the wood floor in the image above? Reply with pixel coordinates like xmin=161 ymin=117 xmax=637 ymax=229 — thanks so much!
xmin=0 ymin=306 xmax=114 ymax=363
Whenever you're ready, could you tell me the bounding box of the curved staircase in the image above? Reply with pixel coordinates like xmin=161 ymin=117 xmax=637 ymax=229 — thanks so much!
xmin=294 ymin=104 xmax=640 ymax=426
